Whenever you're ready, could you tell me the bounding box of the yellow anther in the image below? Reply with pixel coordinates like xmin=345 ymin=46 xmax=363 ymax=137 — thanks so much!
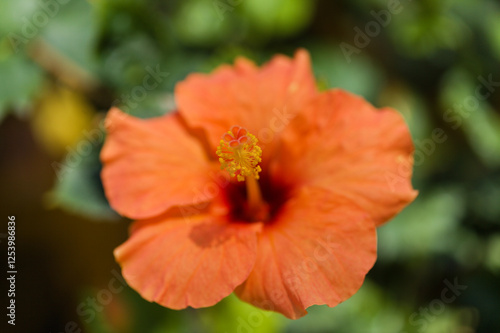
xmin=216 ymin=126 xmax=262 ymax=181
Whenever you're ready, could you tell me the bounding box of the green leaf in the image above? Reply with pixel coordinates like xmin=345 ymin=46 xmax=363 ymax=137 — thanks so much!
xmin=285 ymin=281 xmax=407 ymax=333
xmin=47 ymin=134 xmax=118 ymax=221
xmin=0 ymin=52 xmax=43 ymax=121
xmin=173 ymin=0 xmax=232 ymax=47
xmin=198 ymin=294 xmax=284 ymax=333
xmin=308 ymin=43 xmax=384 ymax=102
xmin=440 ymin=68 xmax=500 ymax=167
xmin=377 ymin=187 xmax=466 ymax=261
xmin=485 ymin=235 xmax=500 ymax=273
xmin=241 ymin=0 xmax=315 ymax=38
xmin=0 ymin=0 xmax=38 ymax=39
xmin=40 ymin=0 xmax=99 ymax=74
xmin=485 ymin=12 xmax=500 ymax=59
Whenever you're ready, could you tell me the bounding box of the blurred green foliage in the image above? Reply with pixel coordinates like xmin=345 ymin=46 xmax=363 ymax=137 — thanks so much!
xmin=1 ymin=0 xmax=500 ymax=332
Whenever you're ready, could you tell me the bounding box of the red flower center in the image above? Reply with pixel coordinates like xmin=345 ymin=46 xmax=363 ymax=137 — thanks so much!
xmin=222 ymin=171 xmax=291 ymax=224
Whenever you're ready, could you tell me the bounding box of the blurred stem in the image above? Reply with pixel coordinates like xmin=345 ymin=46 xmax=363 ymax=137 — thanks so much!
xmin=27 ymin=38 xmax=100 ymax=94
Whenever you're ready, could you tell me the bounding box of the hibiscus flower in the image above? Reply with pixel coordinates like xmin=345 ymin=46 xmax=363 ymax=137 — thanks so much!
xmin=100 ymin=49 xmax=417 ymax=319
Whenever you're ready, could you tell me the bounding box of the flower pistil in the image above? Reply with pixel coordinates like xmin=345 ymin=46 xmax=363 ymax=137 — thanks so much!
xmin=216 ymin=126 xmax=262 ymax=182
xmin=216 ymin=126 xmax=267 ymax=221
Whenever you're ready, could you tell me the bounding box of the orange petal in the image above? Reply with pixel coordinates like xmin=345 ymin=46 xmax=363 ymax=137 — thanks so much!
xmin=175 ymin=49 xmax=317 ymax=163
xmin=101 ymin=107 xmax=216 ymax=219
xmin=115 ymin=212 xmax=261 ymax=309
xmin=235 ymin=187 xmax=377 ymax=319
xmin=275 ymin=89 xmax=418 ymax=226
